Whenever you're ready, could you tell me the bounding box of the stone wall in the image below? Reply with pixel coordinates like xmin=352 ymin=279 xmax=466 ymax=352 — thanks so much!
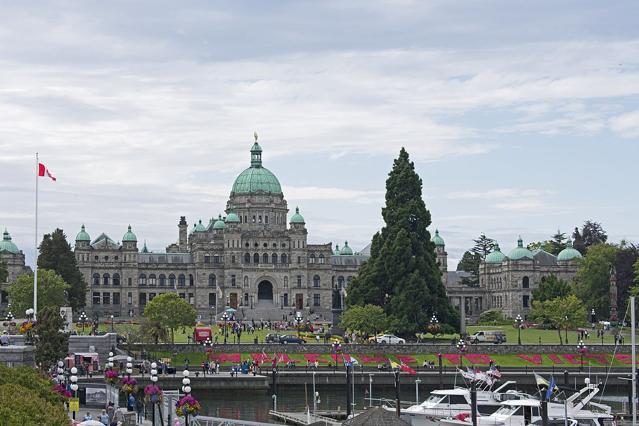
xmin=0 ymin=345 xmax=35 ymax=367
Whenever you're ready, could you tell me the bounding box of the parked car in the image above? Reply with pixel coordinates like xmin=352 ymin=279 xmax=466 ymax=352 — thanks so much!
xmin=375 ymin=334 xmax=406 ymax=345
xmin=265 ymin=333 xmax=281 ymax=343
xmin=279 ymin=334 xmax=306 ymax=344
xmin=470 ymin=330 xmax=507 ymax=344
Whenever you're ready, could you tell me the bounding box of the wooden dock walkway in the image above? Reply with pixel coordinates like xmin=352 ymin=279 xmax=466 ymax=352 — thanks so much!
xmin=269 ymin=410 xmax=342 ymax=425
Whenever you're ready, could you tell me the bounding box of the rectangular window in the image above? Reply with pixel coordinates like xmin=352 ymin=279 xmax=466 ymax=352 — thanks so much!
xmin=523 ymin=295 xmax=530 ymax=308
xmin=188 ymin=293 xmax=194 ymax=304
xmin=149 ymin=292 xmax=156 ymax=301
xmin=113 ymin=293 xmax=120 ymax=305
xmin=209 ymin=293 xmax=216 ymax=307
xmin=139 ymin=293 xmax=146 ymax=306
xmin=231 ymin=275 xmax=236 ymax=287
xmin=127 ymin=292 xmax=132 ymax=305
xmin=313 ymin=294 xmax=321 ymax=307
xmin=297 ymin=256 xmax=301 ymax=264
xmin=297 ymin=275 xmax=302 ymax=288
xmin=93 ymin=292 xmax=101 ymax=305
xmin=179 ymin=293 xmax=185 ymax=299
xmin=102 ymin=292 xmax=110 ymax=305
xmin=204 ymin=255 xmax=210 ymax=264
xmin=128 ymin=277 xmax=132 ymax=287
xmin=232 ymin=255 xmax=236 ymax=264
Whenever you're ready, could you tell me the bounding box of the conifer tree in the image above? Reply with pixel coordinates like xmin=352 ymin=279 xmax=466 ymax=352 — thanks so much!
xmin=38 ymin=229 xmax=86 ymax=311
xmin=0 ymin=260 xmax=7 ymax=284
xmin=346 ymin=148 xmax=458 ymax=335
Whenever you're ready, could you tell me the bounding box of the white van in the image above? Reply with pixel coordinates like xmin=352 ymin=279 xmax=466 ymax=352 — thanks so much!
xmin=470 ymin=330 xmax=507 ymax=344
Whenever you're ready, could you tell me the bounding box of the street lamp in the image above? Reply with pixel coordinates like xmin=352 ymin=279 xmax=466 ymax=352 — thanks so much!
xmin=590 ymin=309 xmax=596 ymax=326
xmin=294 ymin=312 xmax=303 ymax=337
xmin=429 ymin=315 xmax=439 ymax=344
xmin=56 ymin=360 xmax=65 ymax=385
xmin=150 ymin=362 xmax=160 ymax=425
xmin=221 ymin=312 xmax=228 ymax=344
xmin=24 ymin=308 xmax=35 ymax=345
xmin=181 ymin=368 xmax=192 ymax=426
xmin=564 ymin=315 xmax=569 ymax=344
xmin=70 ymin=367 xmax=78 ymax=421
xmin=108 ymin=352 xmax=114 ymax=371
xmin=515 ymin=314 xmax=524 ymax=346
xmin=110 ymin=314 xmax=115 ymax=333
xmin=456 ymin=339 xmax=466 ymax=368
xmin=5 ymin=309 xmax=13 ymax=321
xmin=577 ymin=340 xmax=587 ymax=372
xmin=79 ymin=312 xmax=87 ymax=335
xmin=332 ymin=342 xmax=341 ymax=372
xmin=415 ymin=378 xmax=421 ymax=403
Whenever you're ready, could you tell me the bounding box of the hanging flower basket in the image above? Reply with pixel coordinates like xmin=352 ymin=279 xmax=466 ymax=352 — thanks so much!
xmin=144 ymin=384 xmax=163 ymax=404
xmin=121 ymin=377 xmax=138 ymax=394
xmin=175 ymin=395 xmax=201 ymax=417
xmin=19 ymin=321 xmax=34 ymax=334
xmin=104 ymin=370 xmax=119 ymax=385
xmin=52 ymin=384 xmax=72 ymax=399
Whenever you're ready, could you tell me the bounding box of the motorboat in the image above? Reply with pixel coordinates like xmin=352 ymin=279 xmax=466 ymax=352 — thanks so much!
xmin=385 ymin=381 xmax=533 ymax=426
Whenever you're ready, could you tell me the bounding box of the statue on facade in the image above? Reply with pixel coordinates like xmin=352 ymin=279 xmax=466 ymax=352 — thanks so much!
xmin=609 ymin=264 xmax=618 ymax=321
xmin=331 ymin=285 xmax=342 ymax=310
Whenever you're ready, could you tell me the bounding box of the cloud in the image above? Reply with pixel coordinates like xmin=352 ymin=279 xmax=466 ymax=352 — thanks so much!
xmin=447 ymin=189 xmax=555 ymax=200
xmin=609 ymin=110 xmax=639 ymax=138
xmin=284 ymin=186 xmax=384 ymax=204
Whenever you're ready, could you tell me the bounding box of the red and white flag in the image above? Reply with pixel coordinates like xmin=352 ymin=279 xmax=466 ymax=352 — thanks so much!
xmin=38 ymin=163 xmax=56 ymax=181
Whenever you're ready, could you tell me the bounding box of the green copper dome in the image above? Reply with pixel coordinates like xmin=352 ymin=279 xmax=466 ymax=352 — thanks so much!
xmin=290 ymin=207 xmax=305 ymax=224
xmin=0 ymin=228 xmax=19 ymax=254
xmin=213 ymin=214 xmax=226 ymax=230
xmin=226 ymin=212 xmax=240 ymax=223
xmin=140 ymin=241 xmax=149 ymax=253
xmin=231 ymin=140 xmax=282 ymax=195
xmin=431 ymin=229 xmax=445 ymax=246
xmin=508 ymin=236 xmax=534 ymax=260
xmin=193 ymin=220 xmax=206 ymax=233
xmin=340 ymin=241 xmax=353 ymax=255
xmin=122 ymin=225 xmax=137 ymax=242
xmin=76 ymin=224 xmax=91 ymax=242
xmin=485 ymin=243 xmax=507 ymax=264
xmin=557 ymin=240 xmax=582 ymax=261
xmin=333 ymin=244 xmax=341 ymax=256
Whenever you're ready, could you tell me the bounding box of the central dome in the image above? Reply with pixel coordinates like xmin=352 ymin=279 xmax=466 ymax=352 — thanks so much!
xmin=231 ymin=141 xmax=282 ymax=195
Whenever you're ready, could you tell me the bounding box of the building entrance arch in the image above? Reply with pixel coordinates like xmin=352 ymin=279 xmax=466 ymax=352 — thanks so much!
xmin=258 ymin=280 xmax=274 ymax=302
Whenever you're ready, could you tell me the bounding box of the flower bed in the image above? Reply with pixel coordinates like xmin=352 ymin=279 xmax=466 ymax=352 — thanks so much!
xmin=176 ymin=395 xmax=201 ymax=417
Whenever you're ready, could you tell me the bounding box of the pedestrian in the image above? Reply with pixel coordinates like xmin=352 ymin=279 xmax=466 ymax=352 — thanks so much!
xmin=128 ymin=393 xmax=136 ymax=411
xmin=0 ymin=331 xmax=10 ymax=346
xmin=136 ymin=397 xmax=144 ymax=423
xmin=83 ymin=412 xmax=93 ymax=421
xmin=106 ymin=402 xmax=115 ymax=422
xmin=98 ymin=409 xmax=110 ymax=425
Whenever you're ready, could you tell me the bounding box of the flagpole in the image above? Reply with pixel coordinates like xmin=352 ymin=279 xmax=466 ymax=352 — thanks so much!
xmin=34 ymin=153 xmax=38 ymax=321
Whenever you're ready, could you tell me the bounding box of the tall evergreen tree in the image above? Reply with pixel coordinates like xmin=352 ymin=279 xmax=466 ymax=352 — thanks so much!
xmin=549 ymin=230 xmax=568 ymax=255
xmin=471 ymin=234 xmax=496 ymax=258
xmin=346 ymin=148 xmax=458 ymax=335
xmin=573 ymin=220 xmax=607 ymax=254
xmin=456 ymin=251 xmax=481 ymax=286
xmin=33 ymin=306 xmax=69 ymax=371
xmin=38 ymin=229 xmax=86 ymax=311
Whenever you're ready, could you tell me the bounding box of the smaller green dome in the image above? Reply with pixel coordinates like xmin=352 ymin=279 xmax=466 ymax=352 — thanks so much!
xmin=226 ymin=212 xmax=240 ymax=223
xmin=485 ymin=243 xmax=507 ymax=264
xmin=140 ymin=241 xmax=149 ymax=253
xmin=213 ymin=214 xmax=226 ymax=230
xmin=76 ymin=224 xmax=91 ymax=242
xmin=557 ymin=240 xmax=582 ymax=262
xmin=122 ymin=225 xmax=137 ymax=242
xmin=431 ymin=229 xmax=445 ymax=246
xmin=0 ymin=228 xmax=19 ymax=254
xmin=508 ymin=236 xmax=534 ymax=260
xmin=290 ymin=207 xmax=305 ymax=224
xmin=193 ymin=220 xmax=206 ymax=233
xmin=340 ymin=241 xmax=353 ymax=255
xmin=333 ymin=244 xmax=341 ymax=256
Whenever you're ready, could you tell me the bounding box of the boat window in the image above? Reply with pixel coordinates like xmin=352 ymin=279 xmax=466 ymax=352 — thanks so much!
xmin=422 ymin=395 xmax=443 ymax=406
xmin=449 ymin=395 xmax=468 ymax=405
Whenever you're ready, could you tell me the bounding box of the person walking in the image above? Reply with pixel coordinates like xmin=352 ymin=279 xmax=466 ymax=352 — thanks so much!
xmin=98 ymin=409 xmax=110 ymax=425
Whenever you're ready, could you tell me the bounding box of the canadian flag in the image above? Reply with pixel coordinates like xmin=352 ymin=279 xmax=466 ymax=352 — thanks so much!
xmin=38 ymin=163 xmax=56 ymax=181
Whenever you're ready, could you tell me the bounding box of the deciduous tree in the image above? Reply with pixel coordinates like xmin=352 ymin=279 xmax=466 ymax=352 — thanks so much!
xmin=346 ymin=148 xmax=458 ymax=335
xmin=143 ymin=293 xmax=196 ymax=343
xmin=532 ymin=274 xmax=572 ymax=303
xmin=7 ymin=270 xmax=69 ymax=315
xmin=340 ymin=305 xmax=388 ymax=339
xmin=529 ymin=295 xmax=586 ymax=345
xmin=573 ymin=221 xmax=608 ymax=254
xmin=573 ymin=244 xmax=618 ymax=319
xmin=38 ymin=228 xmax=86 ymax=311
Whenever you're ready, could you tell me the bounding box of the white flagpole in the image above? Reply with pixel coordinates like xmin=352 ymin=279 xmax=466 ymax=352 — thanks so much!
xmin=631 ymin=296 xmax=636 ymax=426
xmin=34 ymin=153 xmax=38 ymax=321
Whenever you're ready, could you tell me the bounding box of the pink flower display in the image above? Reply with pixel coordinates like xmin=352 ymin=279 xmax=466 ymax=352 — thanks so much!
xmin=585 ymin=354 xmax=609 ymax=365
xmin=561 ymin=354 xmax=581 ymax=365
xmin=517 ymin=354 xmax=543 ymax=365
xmin=547 ymin=354 xmax=564 ymax=364
xmin=441 ymin=354 xmax=462 ymax=365
xmin=303 ymin=354 xmax=328 ymax=364
xmin=208 ymin=353 xmax=241 ymax=363
xmin=121 ymin=376 xmax=138 ymax=394
xmin=52 ymin=384 xmax=72 ymax=399
xmin=396 ymin=355 xmax=417 ymax=365
xmin=104 ymin=370 xmax=119 ymax=384
xmin=463 ymin=354 xmax=493 ymax=365
xmin=359 ymin=355 xmax=387 ymax=364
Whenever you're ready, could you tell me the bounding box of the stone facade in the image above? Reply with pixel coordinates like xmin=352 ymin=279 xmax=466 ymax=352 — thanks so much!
xmin=0 ymin=229 xmax=30 ymax=311
xmin=73 ymin=142 xmax=367 ymax=321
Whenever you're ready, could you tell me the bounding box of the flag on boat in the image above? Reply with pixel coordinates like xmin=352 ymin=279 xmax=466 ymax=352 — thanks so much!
xmin=487 ymin=366 xmax=502 ymax=379
xmin=546 ymin=376 xmax=555 ymax=400
xmin=534 ymin=373 xmax=549 ymax=388
xmin=38 ymin=163 xmax=56 ymax=181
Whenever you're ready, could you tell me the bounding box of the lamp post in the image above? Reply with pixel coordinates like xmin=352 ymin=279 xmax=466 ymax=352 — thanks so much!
xmin=221 ymin=312 xmax=228 ymax=344
xmin=429 ymin=315 xmax=440 ymax=344
xmin=150 ymin=362 xmax=160 ymax=425
xmin=312 ymin=370 xmax=317 ymax=414
xmin=70 ymin=367 xmax=78 ymax=421
xmin=456 ymin=339 xmax=466 ymax=368
xmin=415 ymin=378 xmax=421 ymax=404
xmin=181 ymin=367 xmax=192 ymax=426
xmin=515 ymin=314 xmax=523 ymax=346
xmin=590 ymin=308 xmax=596 ymax=326
xmin=110 ymin=314 xmax=115 ymax=333
xmin=79 ymin=311 xmax=87 ymax=335
xmin=564 ymin=315 xmax=569 ymax=344
xmin=56 ymin=360 xmax=65 ymax=386
xmin=577 ymin=340 xmax=587 ymax=372
xmin=332 ymin=342 xmax=341 ymax=372
xmin=5 ymin=309 xmax=13 ymax=321
xmin=368 ymin=374 xmax=373 ymax=407
xmin=294 ymin=312 xmax=303 ymax=337
xmin=25 ymin=308 xmax=34 ymax=345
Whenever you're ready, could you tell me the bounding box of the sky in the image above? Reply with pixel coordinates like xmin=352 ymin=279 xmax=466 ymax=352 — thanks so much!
xmin=1 ymin=1 xmax=638 ymax=269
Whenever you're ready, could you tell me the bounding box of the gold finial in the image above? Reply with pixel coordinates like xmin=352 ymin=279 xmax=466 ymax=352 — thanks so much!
xmin=254 ymin=131 xmax=258 ymax=142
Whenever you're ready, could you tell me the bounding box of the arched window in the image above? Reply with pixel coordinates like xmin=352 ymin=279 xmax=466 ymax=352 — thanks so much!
xmin=244 ymin=276 xmax=249 ymax=288
xmin=158 ymin=274 xmax=166 ymax=286
xmin=271 ymin=253 xmax=278 ymax=264
xmin=319 ymin=254 xmax=325 ymax=264
xmin=178 ymin=274 xmax=185 ymax=287
xmin=263 ymin=253 xmax=269 ymax=264
xmin=113 ymin=273 xmax=120 ymax=286
xmin=253 ymin=253 xmax=260 ymax=264
xmin=189 ymin=274 xmax=194 ymax=286
xmin=208 ymin=274 xmax=216 ymax=288
xmin=284 ymin=276 xmax=288 ymax=288
xmin=168 ymin=274 xmax=176 ymax=287
xmin=281 ymin=254 xmax=288 ymax=264
xmin=338 ymin=276 xmax=345 ymax=288
xmin=103 ymin=273 xmax=110 ymax=286
xmin=522 ymin=276 xmax=530 ymax=288
xmin=244 ymin=253 xmax=251 ymax=263
xmin=93 ymin=273 xmax=100 ymax=286
xmin=309 ymin=253 xmax=315 ymax=264
xmin=139 ymin=274 xmax=147 ymax=286
xmin=149 ymin=274 xmax=156 ymax=286
xmin=313 ymin=275 xmax=320 ymax=288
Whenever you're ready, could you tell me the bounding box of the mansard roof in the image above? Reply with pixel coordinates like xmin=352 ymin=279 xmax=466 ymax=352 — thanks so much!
xmin=91 ymin=233 xmax=120 ymax=250
xmin=532 ymin=248 xmax=558 ymax=266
